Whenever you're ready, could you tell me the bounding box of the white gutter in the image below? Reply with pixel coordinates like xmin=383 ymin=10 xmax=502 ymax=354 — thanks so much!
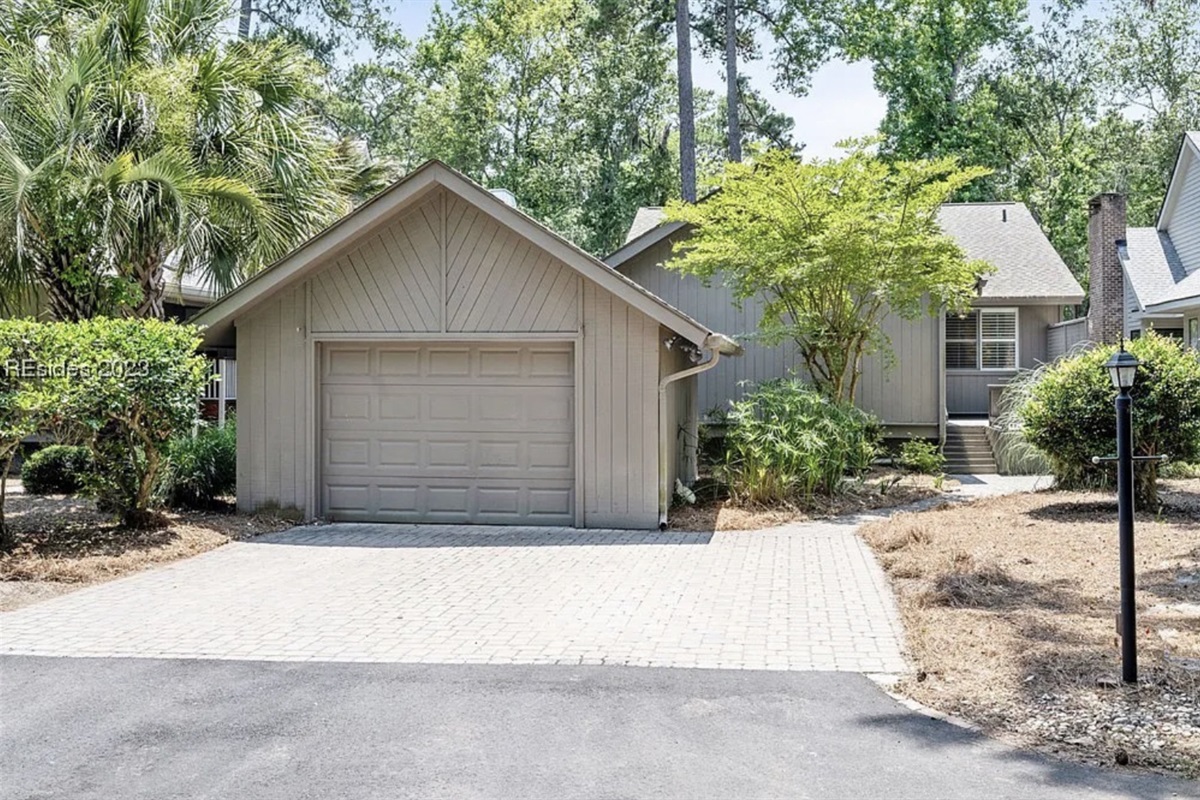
xmin=656 ymin=333 xmax=741 ymax=531
xmin=1143 ymin=296 xmax=1200 ymax=314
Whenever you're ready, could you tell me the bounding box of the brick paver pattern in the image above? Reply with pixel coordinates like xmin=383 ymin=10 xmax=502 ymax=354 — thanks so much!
xmin=0 ymin=520 xmax=907 ymax=673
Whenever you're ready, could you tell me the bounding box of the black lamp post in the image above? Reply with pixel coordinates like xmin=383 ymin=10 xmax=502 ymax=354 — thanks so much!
xmin=1104 ymin=345 xmax=1140 ymax=684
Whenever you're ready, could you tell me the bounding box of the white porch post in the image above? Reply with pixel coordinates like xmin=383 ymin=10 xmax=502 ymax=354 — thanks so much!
xmin=217 ymin=359 xmax=228 ymax=428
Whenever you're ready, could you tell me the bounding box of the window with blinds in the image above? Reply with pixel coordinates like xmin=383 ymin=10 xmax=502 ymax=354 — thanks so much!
xmin=945 ymin=312 xmax=979 ymax=370
xmin=945 ymin=309 xmax=1018 ymax=370
xmin=980 ymin=310 xmax=1017 ymax=369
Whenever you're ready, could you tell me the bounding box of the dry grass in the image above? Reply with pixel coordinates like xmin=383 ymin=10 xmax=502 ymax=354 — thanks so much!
xmin=670 ymin=469 xmax=948 ymax=531
xmin=0 ymin=493 xmax=295 ymax=610
xmin=862 ymin=478 xmax=1200 ymax=779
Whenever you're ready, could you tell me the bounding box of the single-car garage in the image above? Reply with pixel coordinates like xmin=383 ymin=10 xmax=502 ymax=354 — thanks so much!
xmin=193 ymin=161 xmax=739 ymax=529
xmin=321 ymin=342 xmax=574 ymax=524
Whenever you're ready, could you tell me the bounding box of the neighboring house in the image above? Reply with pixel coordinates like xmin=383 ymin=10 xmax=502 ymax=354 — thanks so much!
xmin=1087 ymin=131 xmax=1200 ymax=349
xmin=192 ymin=160 xmax=739 ymax=529
xmin=605 ymin=201 xmax=1084 ymax=439
xmin=162 ymin=268 xmax=239 ymax=424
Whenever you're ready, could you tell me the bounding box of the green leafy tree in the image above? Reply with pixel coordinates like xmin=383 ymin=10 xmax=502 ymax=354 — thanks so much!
xmin=768 ymin=0 xmax=1024 ymax=173
xmin=354 ymin=0 xmax=681 ymax=255
xmin=664 ymin=144 xmax=989 ymax=402
xmin=1019 ymin=331 xmax=1200 ymax=507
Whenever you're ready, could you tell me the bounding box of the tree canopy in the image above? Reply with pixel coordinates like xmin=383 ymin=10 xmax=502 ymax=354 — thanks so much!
xmin=0 ymin=0 xmax=366 ymax=318
xmin=664 ymin=144 xmax=990 ymax=401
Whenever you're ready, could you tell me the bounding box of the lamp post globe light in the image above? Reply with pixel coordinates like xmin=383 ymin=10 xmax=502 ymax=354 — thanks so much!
xmin=1105 ymin=347 xmax=1140 ymax=391
xmin=1104 ymin=345 xmax=1140 ymax=684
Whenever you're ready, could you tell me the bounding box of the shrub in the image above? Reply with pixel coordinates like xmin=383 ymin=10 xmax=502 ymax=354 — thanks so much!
xmin=720 ymin=379 xmax=881 ymax=504
xmin=898 ymin=439 xmax=945 ymax=474
xmin=21 ymin=445 xmax=94 ymax=495
xmin=163 ymin=420 xmax=237 ymax=509
xmin=1019 ymin=331 xmax=1200 ymax=506
xmin=26 ymin=318 xmax=211 ymax=527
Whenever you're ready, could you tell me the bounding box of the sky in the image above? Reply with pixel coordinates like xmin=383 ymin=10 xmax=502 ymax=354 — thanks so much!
xmin=385 ymin=1 xmax=888 ymax=158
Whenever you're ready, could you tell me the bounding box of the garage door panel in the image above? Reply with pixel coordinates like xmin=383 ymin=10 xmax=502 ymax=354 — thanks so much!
xmin=323 ymin=434 xmax=571 ymax=480
xmin=324 ymin=387 xmax=572 ymax=432
xmin=320 ymin=342 xmax=574 ymax=525
xmin=530 ymin=348 xmax=573 ymax=377
xmin=325 ymin=348 xmax=372 ymax=376
xmin=323 ymin=478 xmax=574 ymax=523
xmin=378 ymin=348 xmax=420 ymax=376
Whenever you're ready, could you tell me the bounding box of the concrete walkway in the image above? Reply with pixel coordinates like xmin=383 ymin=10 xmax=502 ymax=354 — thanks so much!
xmin=0 ymin=517 xmax=907 ymax=673
xmin=946 ymin=473 xmax=1054 ymax=499
xmin=1 ymin=657 xmax=1191 ymax=800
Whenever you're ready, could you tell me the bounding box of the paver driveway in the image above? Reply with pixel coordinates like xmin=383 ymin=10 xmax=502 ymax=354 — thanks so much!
xmin=0 ymin=519 xmax=906 ymax=673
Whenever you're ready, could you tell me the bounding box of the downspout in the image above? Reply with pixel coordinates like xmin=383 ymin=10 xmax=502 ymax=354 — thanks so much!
xmin=657 ymin=334 xmax=740 ymax=531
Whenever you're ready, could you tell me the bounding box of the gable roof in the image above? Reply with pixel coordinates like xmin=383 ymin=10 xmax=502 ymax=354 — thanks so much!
xmin=1157 ymin=130 xmax=1200 ymax=230
xmin=192 ymin=161 xmax=738 ymax=352
xmin=608 ymin=201 xmax=1085 ymax=305
xmin=934 ymin=203 xmax=1083 ymax=303
xmin=1119 ymin=228 xmax=1188 ymax=312
xmin=603 ymin=207 xmax=685 ymax=268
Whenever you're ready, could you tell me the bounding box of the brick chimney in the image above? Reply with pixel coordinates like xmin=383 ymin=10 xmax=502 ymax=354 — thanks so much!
xmin=1087 ymin=193 xmax=1126 ymax=345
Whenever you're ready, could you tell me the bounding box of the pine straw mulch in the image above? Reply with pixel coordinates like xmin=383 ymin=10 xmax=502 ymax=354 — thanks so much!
xmin=669 ymin=470 xmax=951 ymax=531
xmin=861 ymin=479 xmax=1200 ymax=780
xmin=0 ymin=493 xmax=296 ymax=611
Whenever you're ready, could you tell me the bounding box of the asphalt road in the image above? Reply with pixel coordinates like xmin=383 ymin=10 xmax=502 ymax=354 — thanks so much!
xmin=0 ymin=656 xmax=1192 ymax=800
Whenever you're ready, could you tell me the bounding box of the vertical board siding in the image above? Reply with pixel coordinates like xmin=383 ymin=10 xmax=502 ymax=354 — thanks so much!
xmin=623 ymin=239 xmax=802 ymax=417
xmin=236 ymin=283 xmax=308 ymax=513
xmin=582 ymin=281 xmax=659 ymax=528
xmin=661 ymin=334 xmax=694 ymax=500
xmin=856 ymin=309 xmax=939 ymax=426
xmin=621 ymin=237 xmax=939 ymax=427
xmin=238 ymin=186 xmax=658 ymax=527
xmin=1047 ymin=318 xmax=1089 ymax=360
xmin=445 ymin=196 xmax=580 ymax=332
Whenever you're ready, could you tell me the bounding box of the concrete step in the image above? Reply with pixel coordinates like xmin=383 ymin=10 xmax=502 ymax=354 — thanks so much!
xmin=944 ymin=424 xmax=998 ymax=474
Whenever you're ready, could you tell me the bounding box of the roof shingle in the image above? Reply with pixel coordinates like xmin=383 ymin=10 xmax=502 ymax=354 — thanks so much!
xmin=935 ymin=203 xmax=1083 ymax=302
xmin=617 ymin=201 xmax=1085 ymax=303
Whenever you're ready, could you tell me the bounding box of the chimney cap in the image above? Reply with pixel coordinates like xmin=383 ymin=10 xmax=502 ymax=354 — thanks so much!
xmin=1088 ymin=192 xmax=1126 ymax=206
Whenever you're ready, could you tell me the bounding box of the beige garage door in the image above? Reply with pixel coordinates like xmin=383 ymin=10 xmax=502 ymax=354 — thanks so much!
xmin=320 ymin=342 xmax=574 ymax=524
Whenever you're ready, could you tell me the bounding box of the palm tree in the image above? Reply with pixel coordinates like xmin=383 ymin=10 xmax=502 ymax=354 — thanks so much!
xmin=0 ymin=0 xmax=360 ymax=319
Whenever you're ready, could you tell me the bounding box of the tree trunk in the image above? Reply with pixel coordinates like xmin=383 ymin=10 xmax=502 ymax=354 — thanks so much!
xmin=134 ymin=256 xmax=166 ymax=319
xmin=239 ymin=0 xmax=253 ymax=38
xmin=725 ymin=0 xmax=742 ymax=162
xmin=0 ymin=449 xmax=15 ymax=552
xmin=675 ymin=0 xmax=697 ymax=202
